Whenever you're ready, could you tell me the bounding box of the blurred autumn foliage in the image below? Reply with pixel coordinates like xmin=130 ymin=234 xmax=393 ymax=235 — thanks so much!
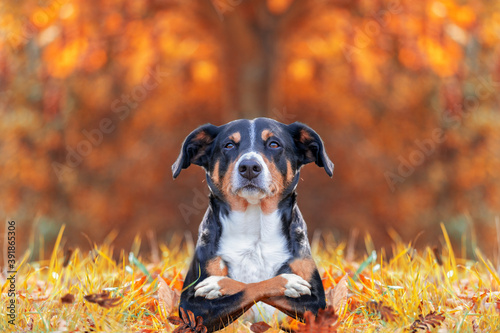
xmin=1 ymin=0 xmax=500 ymax=259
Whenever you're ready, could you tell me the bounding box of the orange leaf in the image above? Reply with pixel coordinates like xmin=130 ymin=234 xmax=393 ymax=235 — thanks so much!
xmin=327 ymin=274 xmax=348 ymax=314
xmin=158 ymin=277 xmax=179 ymax=317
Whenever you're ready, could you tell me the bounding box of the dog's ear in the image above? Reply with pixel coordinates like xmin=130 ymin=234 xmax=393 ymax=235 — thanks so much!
xmin=287 ymin=122 xmax=334 ymax=177
xmin=172 ymin=124 xmax=219 ymax=179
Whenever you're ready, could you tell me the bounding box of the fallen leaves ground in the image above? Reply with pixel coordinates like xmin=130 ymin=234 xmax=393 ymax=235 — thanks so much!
xmin=1 ymin=224 xmax=500 ymax=332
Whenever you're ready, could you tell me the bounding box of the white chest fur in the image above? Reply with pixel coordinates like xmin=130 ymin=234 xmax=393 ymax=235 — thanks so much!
xmin=217 ymin=205 xmax=291 ymax=284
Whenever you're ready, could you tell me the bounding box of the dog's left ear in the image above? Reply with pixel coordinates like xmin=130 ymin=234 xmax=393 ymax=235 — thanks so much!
xmin=288 ymin=122 xmax=334 ymax=177
xmin=172 ymin=123 xmax=219 ymax=179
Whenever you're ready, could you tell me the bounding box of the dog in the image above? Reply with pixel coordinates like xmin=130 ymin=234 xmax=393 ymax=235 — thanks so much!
xmin=172 ymin=118 xmax=333 ymax=332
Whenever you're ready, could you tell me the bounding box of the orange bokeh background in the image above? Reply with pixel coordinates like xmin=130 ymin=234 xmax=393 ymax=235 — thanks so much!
xmin=1 ymin=0 xmax=499 ymax=261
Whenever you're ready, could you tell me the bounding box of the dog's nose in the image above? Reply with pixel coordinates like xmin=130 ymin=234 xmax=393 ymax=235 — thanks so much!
xmin=238 ymin=159 xmax=262 ymax=180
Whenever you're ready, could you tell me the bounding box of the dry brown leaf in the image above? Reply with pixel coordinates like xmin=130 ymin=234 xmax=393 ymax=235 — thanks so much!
xmin=409 ymin=311 xmax=445 ymax=332
xmin=87 ymin=318 xmax=96 ymax=331
xmin=296 ymin=306 xmax=340 ymax=333
xmin=60 ymin=293 xmax=75 ymax=304
xmin=327 ymin=274 xmax=348 ymax=313
xmin=168 ymin=307 xmax=208 ymax=333
xmin=84 ymin=291 xmax=122 ymax=308
xmin=27 ymin=317 xmax=34 ymax=331
xmin=158 ymin=276 xmax=179 ymax=317
xmin=250 ymin=321 xmax=271 ymax=333
xmin=432 ymin=246 xmax=443 ymax=266
xmin=366 ymin=301 xmax=396 ymax=322
xmin=63 ymin=248 xmax=74 ymax=267
xmin=472 ymin=319 xmax=488 ymax=333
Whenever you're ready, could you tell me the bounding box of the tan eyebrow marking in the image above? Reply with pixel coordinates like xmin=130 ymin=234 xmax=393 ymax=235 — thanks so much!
xmin=229 ymin=132 xmax=241 ymax=143
xmin=261 ymin=129 xmax=274 ymax=141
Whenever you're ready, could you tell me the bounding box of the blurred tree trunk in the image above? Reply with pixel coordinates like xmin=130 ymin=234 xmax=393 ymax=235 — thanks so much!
xmin=197 ymin=0 xmax=312 ymax=118
xmin=222 ymin=5 xmax=276 ymax=118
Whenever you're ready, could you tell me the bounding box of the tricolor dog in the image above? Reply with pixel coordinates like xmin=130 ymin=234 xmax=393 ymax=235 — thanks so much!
xmin=172 ymin=118 xmax=333 ymax=332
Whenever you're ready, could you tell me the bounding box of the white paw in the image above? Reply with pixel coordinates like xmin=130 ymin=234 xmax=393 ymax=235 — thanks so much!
xmin=281 ymin=274 xmax=312 ymax=298
xmin=194 ymin=276 xmax=225 ymax=299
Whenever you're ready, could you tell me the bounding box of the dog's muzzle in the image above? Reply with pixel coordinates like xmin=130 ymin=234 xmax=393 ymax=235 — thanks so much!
xmin=232 ymin=152 xmax=271 ymax=200
xmin=238 ymin=158 xmax=262 ymax=181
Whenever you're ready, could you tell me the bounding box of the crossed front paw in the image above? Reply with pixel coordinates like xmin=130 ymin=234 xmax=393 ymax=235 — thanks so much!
xmin=194 ymin=274 xmax=311 ymax=300
xmin=281 ymin=273 xmax=312 ymax=298
xmin=194 ymin=276 xmax=225 ymax=299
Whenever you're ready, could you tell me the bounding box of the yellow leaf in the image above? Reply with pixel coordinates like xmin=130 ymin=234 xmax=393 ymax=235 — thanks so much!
xmin=327 ymin=273 xmax=348 ymax=315
xmin=158 ymin=277 xmax=179 ymax=318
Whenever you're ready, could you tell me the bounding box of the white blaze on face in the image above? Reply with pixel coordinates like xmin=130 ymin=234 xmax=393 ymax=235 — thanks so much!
xmin=232 ymin=152 xmax=272 ymax=203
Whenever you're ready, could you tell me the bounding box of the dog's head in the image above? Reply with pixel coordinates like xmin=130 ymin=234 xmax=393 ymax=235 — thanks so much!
xmin=172 ymin=118 xmax=333 ymax=212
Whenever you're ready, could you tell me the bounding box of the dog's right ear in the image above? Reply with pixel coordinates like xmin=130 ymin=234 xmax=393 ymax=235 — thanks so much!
xmin=172 ymin=124 xmax=219 ymax=179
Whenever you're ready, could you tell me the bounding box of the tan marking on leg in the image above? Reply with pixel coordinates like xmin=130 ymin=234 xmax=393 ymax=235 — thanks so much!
xmin=290 ymin=258 xmax=316 ymax=282
xmin=218 ymin=278 xmax=246 ymax=296
xmin=213 ymin=275 xmax=288 ymax=301
xmin=261 ymin=129 xmax=274 ymax=141
xmin=199 ymin=275 xmax=297 ymax=328
xmin=206 ymin=256 xmax=228 ymax=276
xmin=214 ymin=275 xmax=290 ymax=301
xmin=243 ymin=275 xmax=288 ymax=301
xmin=229 ymin=132 xmax=241 ymax=143
xmin=263 ymin=296 xmax=305 ymax=319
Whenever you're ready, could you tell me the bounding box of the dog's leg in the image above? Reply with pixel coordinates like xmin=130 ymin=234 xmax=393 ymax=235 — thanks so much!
xmin=261 ymin=257 xmax=326 ymax=320
xmin=180 ymin=256 xmax=312 ymax=332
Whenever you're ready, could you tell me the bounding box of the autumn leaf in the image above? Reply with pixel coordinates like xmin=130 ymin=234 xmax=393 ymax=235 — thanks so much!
xmin=63 ymin=247 xmax=74 ymax=267
xmin=158 ymin=276 xmax=180 ymax=317
xmin=27 ymin=317 xmax=33 ymax=331
xmin=366 ymin=301 xmax=396 ymax=322
xmin=296 ymin=306 xmax=340 ymax=333
xmin=432 ymin=246 xmax=443 ymax=266
xmin=409 ymin=311 xmax=446 ymax=332
xmin=472 ymin=319 xmax=487 ymax=333
xmin=84 ymin=292 xmax=122 ymax=308
xmin=326 ymin=273 xmax=348 ymax=314
xmin=60 ymin=293 xmax=75 ymax=304
xmin=250 ymin=321 xmax=271 ymax=333
xmin=168 ymin=307 xmax=208 ymax=333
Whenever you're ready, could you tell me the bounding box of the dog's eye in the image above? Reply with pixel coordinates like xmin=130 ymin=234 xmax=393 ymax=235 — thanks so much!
xmin=224 ymin=142 xmax=235 ymax=149
xmin=268 ymin=141 xmax=280 ymax=149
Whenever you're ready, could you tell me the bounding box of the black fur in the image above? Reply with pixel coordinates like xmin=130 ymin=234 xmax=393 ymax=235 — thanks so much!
xmin=173 ymin=118 xmax=332 ymax=332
